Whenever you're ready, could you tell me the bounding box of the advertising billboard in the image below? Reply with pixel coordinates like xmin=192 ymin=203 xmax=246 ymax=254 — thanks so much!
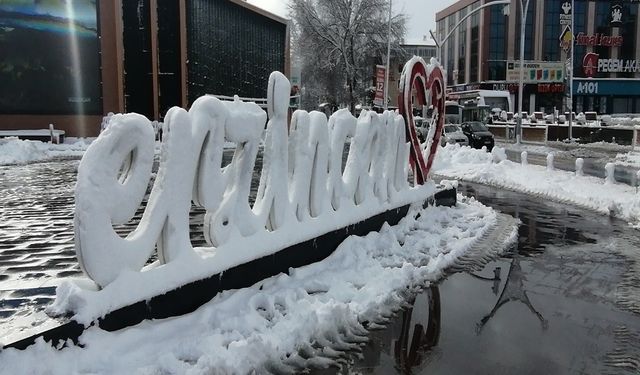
xmin=506 ymin=61 xmax=565 ymax=83
xmin=0 ymin=0 xmax=102 ymax=115
xmin=373 ymin=65 xmax=385 ymax=107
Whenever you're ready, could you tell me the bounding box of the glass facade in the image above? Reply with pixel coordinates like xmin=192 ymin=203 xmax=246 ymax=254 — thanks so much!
xmin=447 ymin=13 xmax=456 ymax=83
xmin=487 ymin=4 xmax=507 ymax=81
xmin=543 ymin=0 xmax=561 ymax=61
xmin=515 ymin=1 xmax=535 ymax=61
xmin=593 ymin=1 xmax=611 ymax=61
xmin=619 ymin=2 xmax=638 ymax=79
xmin=187 ymin=0 xmax=287 ymax=102
xmin=572 ymin=0 xmax=587 ymax=77
xmin=470 ymin=2 xmax=479 ymax=83
xmin=458 ymin=7 xmax=467 ymax=84
xmin=0 ymin=1 xmax=102 ymax=115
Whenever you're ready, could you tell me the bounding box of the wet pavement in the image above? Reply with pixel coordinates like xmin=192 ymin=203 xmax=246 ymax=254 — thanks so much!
xmin=0 ymin=160 xmax=79 ymax=324
xmin=317 ymin=182 xmax=640 ymax=374
xmin=1 ymin=158 xmax=639 ymax=374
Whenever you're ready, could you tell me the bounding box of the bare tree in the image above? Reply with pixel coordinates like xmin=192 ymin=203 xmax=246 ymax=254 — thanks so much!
xmin=289 ymin=0 xmax=406 ymax=113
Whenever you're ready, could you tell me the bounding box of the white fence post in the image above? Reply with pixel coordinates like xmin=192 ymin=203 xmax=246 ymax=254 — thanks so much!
xmin=521 ymin=151 xmax=528 ymax=166
xmin=575 ymin=158 xmax=583 ymax=176
xmin=605 ymin=163 xmax=615 ymax=184
xmin=544 ymin=124 xmax=549 ymax=144
xmin=546 ymin=153 xmax=554 ymax=171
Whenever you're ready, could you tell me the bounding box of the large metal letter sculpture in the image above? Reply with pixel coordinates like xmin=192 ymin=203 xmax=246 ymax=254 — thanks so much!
xmin=72 ymin=71 xmax=443 ymax=292
xmin=398 ymin=57 xmax=445 ymax=185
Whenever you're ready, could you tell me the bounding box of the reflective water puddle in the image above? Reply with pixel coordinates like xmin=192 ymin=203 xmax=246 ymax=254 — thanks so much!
xmin=315 ymin=182 xmax=640 ymax=374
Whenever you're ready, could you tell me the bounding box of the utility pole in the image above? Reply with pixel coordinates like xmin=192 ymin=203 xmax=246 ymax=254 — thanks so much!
xmin=383 ymin=0 xmax=392 ymax=111
xmin=516 ymin=0 xmax=530 ymax=145
xmin=567 ymin=0 xmax=575 ymax=142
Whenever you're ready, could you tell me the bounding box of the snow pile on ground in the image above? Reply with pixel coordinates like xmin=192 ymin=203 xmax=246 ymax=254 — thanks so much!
xmin=433 ymin=144 xmax=640 ymax=226
xmin=0 ymin=137 xmax=92 ymax=165
xmin=0 ymin=197 xmax=517 ymax=373
xmin=615 ymin=150 xmax=640 ymax=169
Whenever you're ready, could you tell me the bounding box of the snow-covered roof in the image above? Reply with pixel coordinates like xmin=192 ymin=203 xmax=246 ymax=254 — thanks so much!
xmin=402 ymin=38 xmax=437 ymax=47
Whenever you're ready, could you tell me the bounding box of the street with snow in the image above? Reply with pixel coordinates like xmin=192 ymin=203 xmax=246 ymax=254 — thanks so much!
xmin=0 ymin=135 xmax=639 ymax=374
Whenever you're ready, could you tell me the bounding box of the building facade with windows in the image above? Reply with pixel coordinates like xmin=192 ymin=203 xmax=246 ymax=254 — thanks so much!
xmin=0 ymin=0 xmax=289 ymax=137
xmin=436 ymin=0 xmax=640 ymax=115
xmin=384 ymin=41 xmax=438 ymax=108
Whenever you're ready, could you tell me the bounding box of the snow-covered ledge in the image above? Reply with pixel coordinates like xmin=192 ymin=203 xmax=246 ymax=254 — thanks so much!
xmin=59 ymin=58 xmax=446 ymax=322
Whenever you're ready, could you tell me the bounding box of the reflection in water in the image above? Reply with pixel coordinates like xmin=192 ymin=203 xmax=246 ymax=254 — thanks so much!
xmin=326 ymin=182 xmax=640 ymax=375
xmin=476 ymin=256 xmax=548 ymax=335
xmin=393 ymin=286 xmax=441 ymax=373
xmin=322 ymin=286 xmax=442 ymax=375
xmin=469 ymin=266 xmax=501 ymax=296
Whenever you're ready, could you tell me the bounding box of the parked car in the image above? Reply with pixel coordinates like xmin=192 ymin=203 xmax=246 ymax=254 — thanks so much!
xmin=440 ymin=124 xmax=469 ymax=146
xmin=460 ymin=121 xmax=494 ymax=151
xmin=415 ymin=117 xmax=432 ymax=142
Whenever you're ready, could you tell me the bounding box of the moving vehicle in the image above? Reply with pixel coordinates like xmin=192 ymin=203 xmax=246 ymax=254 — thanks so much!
xmin=448 ymin=90 xmax=513 ymax=124
xmin=460 ymin=121 xmax=494 ymax=151
xmin=444 ymin=101 xmax=463 ymax=124
xmin=440 ymin=124 xmax=469 ymax=146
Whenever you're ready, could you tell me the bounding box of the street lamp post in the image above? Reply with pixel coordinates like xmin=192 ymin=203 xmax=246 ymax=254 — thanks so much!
xmin=429 ymin=1 xmax=511 ymax=100
xmin=383 ymin=0 xmax=392 ymax=111
xmin=568 ymin=0 xmax=575 ymax=142
xmin=516 ymin=0 xmax=530 ymax=145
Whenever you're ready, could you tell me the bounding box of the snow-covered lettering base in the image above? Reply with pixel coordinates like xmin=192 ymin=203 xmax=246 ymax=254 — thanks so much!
xmin=65 ymin=59 xmax=445 ymax=321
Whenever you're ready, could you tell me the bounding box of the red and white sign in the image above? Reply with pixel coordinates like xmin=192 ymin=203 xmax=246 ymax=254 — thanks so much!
xmin=576 ymin=32 xmax=623 ymax=47
xmin=583 ymin=53 xmax=599 ymax=77
xmin=373 ymin=65 xmax=386 ymax=107
xmin=582 ymin=52 xmax=640 ymax=76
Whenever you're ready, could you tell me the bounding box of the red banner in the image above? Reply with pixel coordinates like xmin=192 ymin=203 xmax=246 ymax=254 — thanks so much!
xmin=373 ymin=65 xmax=386 ymax=107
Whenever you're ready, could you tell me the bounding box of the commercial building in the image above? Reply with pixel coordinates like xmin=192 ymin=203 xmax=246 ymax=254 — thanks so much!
xmin=436 ymin=0 xmax=640 ymax=115
xmin=0 ymin=0 xmax=289 ymax=137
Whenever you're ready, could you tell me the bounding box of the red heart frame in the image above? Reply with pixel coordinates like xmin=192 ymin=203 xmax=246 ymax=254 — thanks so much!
xmin=398 ymin=58 xmax=445 ymax=185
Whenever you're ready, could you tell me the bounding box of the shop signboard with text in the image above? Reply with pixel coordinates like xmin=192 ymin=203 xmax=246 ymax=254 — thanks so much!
xmin=373 ymin=65 xmax=386 ymax=107
xmin=582 ymin=53 xmax=640 ymax=77
xmin=573 ymin=79 xmax=640 ymax=96
xmin=559 ymin=1 xmax=572 ymax=52
xmin=506 ymin=61 xmax=564 ymax=83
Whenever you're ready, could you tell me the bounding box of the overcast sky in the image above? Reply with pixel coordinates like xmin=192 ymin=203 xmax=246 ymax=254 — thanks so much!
xmin=247 ymin=0 xmax=459 ymax=43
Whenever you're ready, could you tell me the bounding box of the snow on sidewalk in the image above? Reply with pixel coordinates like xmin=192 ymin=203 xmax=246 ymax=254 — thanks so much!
xmin=0 ymin=197 xmax=518 ymax=374
xmin=433 ymin=144 xmax=640 ymax=227
xmin=0 ymin=137 xmax=92 ymax=165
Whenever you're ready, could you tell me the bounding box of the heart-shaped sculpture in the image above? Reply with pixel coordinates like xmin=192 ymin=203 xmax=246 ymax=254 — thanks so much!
xmin=398 ymin=57 xmax=445 ymax=185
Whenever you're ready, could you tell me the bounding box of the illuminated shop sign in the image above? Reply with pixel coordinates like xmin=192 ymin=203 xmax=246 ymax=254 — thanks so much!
xmin=481 ymin=83 xmax=564 ymax=94
xmin=559 ymin=2 xmax=572 ymax=52
xmin=610 ymin=3 xmax=623 ymax=26
xmin=573 ymin=79 xmax=640 ymax=96
xmin=537 ymin=83 xmax=564 ymax=93
xmin=575 ymin=33 xmax=623 ymax=47
xmin=583 ymin=53 xmax=599 ymax=77
xmin=559 ymin=2 xmax=572 ymax=26
xmin=582 ymin=53 xmax=639 ymax=77
xmin=598 ymin=59 xmax=640 ymax=73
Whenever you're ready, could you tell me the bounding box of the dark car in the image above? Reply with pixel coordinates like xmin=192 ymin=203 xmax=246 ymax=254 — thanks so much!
xmin=460 ymin=121 xmax=494 ymax=151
